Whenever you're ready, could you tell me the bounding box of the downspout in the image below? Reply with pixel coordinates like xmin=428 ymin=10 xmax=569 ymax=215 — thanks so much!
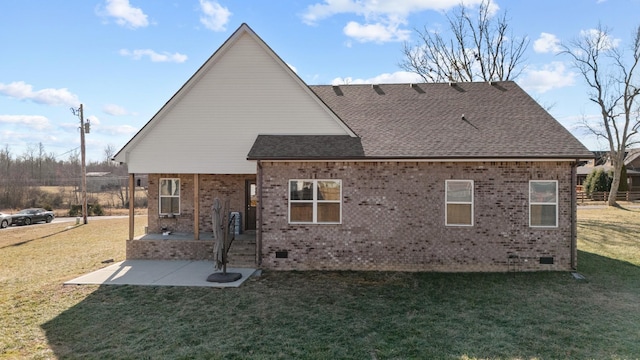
xmin=257 ymin=160 xmax=263 ymax=266
xmin=570 ymin=161 xmax=578 ymax=270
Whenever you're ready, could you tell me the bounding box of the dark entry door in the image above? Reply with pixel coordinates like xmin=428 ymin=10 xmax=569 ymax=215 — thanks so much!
xmin=245 ymin=180 xmax=257 ymax=230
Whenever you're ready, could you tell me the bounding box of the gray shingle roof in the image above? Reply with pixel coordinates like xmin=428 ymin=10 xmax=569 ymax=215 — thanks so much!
xmin=250 ymin=81 xmax=593 ymax=160
xmin=248 ymin=135 xmax=364 ymax=160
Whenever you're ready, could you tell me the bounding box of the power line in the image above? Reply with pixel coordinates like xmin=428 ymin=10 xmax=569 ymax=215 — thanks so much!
xmin=52 ymin=147 xmax=80 ymax=160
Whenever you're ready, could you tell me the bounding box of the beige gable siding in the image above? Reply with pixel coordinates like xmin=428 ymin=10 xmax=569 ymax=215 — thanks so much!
xmin=124 ymin=32 xmax=351 ymax=174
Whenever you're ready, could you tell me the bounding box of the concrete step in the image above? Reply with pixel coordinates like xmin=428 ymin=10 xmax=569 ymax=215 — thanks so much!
xmin=228 ymin=241 xmax=255 ymax=253
xmin=226 ymin=233 xmax=256 ymax=266
xmin=229 ymin=243 xmax=254 ymax=249
xmin=227 ymin=254 xmax=256 ymax=267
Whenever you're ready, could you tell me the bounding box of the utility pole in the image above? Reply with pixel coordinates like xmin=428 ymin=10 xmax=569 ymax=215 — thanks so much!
xmin=71 ymin=104 xmax=90 ymax=224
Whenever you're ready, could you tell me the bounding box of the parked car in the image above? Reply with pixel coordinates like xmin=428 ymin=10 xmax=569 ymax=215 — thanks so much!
xmin=0 ymin=212 xmax=12 ymax=228
xmin=11 ymin=208 xmax=55 ymax=226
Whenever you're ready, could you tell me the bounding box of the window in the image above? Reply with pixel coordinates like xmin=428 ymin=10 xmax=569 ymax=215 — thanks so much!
xmin=529 ymin=180 xmax=558 ymax=227
xmin=289 ymin=180 xmax=341 ymax=224
xmin=159 ymin=178 xmax=180 ymax=215
xmin=446 ymin=180 xmax=474 ymax=226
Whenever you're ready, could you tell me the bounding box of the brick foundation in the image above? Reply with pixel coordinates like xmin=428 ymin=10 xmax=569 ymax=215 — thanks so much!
xmin=127 ymin=239 xmax=214 ymax=260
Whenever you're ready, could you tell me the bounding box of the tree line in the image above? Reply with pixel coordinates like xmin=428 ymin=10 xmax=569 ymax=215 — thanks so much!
xmin=0 ymin=143 xmax=132 ymax=210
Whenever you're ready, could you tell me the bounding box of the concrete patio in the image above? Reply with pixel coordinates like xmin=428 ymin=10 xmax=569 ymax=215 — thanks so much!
xmin=64 ymin=260 xmax=258 ymax=288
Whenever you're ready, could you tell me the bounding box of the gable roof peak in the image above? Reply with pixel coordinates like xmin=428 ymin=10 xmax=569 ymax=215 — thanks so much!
xmin=113 ymin=21 xmax=356 ymax=167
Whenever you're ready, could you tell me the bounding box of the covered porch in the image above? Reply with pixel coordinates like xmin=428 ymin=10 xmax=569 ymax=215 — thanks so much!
xmin=124 ymin=172 xmax=259 ymax=267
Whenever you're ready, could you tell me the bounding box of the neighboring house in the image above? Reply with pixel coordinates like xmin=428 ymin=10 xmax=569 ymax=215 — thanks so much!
xmin=114 ymin=23 xmax=593 ymax=272
xmin=623 ymin=148 xmax=640 ymax=189
xmin=577 ymin=149 xmax=640 ymax=190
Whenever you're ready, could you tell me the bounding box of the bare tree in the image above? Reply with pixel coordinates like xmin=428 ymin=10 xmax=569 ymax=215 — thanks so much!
xmin=117 ymin=177 xmax=129 ymax=208
xmin=400 ymin=0 xmax=528 ymax=82
xmin=22 ymin=144 xmax=37 ymax=183
xmin=103 ymin=144 xmax=116 ymax=166
xmin=562 ymin=24 xmax=640 ymax=206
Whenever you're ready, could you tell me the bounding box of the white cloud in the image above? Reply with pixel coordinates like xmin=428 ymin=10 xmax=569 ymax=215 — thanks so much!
xmin=286 ymin=63 xmax=298 ymax=73
xmin=102 ymin=0 xmax=149 ymax=28
xmin=0 ymin=81 xmax=79 ymax=107
xmin=119 ymin=49 xmax=188 ymax=63
xmin=344 ymin=21 xmax=410 ymax=43
xmin=0 ymin=115 xmax=51 ymax=131
xmin=101 ymin=124 xmax=138 ymax=136
xmin=86 ymin=115 xmax=101 ymax=126
xmin=199 ymin=0 xmax=231 ymax=32
xmin=534 ymin=32 xmax=561 ymax=53
xmin=60 ymin=122 xmax=82 ymax=132
xmin=580 ymin=28 xmax=621 ymax=50
xmin=331 ymin=71 xmax=423 ymax=85
xmin=0 ymin=129 xmax=60 ymax=154
xmin=302 ymin=0 xmax=491 ymax=43
xmin=103 ymin=104 xmax=128 ymax=116
xmin=519 ymin=61 xmax=577 ymax=94
xmin=303 ymin=0 xmax=488 ymax=25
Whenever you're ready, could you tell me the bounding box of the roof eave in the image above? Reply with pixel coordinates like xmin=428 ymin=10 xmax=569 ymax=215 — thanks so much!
xmin=248 ymin=155 xmax=593 ymax=162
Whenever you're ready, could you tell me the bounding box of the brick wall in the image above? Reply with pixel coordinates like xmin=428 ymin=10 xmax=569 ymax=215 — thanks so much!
xmin=259 ymin=161 xmax=575 ymax=272
xmin=127 ymin=239 xmax=214 ymax=260
xmin=147 ymin=174 xmax=255 ymax=234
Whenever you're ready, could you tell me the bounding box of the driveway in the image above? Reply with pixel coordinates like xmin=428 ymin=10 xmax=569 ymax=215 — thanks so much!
xmin=1 ymin=215 xmax=128 ymax=230
xmin=52 ymin=215 xmax=128 ymax=224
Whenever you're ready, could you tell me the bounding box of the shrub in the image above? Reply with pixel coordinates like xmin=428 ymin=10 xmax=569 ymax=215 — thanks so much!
xmin=91 ymin=202 xmax=104 ymax=216
xmin=69 ymin=202 xmax=105 ymax=217
xmin=68 ymin=205 xmax=82 ymax=217
xmin=583 ymin=166 xmax=629 ymax=196
xmin=584 ymin=169 xmax=611 ymax=196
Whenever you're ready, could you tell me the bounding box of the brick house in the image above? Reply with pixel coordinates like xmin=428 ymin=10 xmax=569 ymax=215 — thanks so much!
xmin=577 ymin=149 xmax=640 ymax=191
xmin=114 ymin=23 xmax=592 ymax=272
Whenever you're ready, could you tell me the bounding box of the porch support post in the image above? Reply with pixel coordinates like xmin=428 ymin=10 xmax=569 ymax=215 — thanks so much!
xmin=256 ymin=161 xmax=263 ymax=266
xmin=570 ymin=162 xmax=578 ymax=270
xmin=129 ymin=173 xmax=135 ymax=241
xmin=194 ymin=174 xmax=200 ymax=240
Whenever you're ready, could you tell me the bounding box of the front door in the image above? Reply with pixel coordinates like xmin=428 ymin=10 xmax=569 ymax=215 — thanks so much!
xmin=245 ymin=180 xmax=257 ymax=230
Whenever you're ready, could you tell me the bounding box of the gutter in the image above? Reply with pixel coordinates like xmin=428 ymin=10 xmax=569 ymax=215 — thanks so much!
xmin=571 ymin=161 xmax=578 ymax=270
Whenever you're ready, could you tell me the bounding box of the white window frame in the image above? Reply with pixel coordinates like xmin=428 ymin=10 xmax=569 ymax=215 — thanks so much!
xmin=445 ymin=180 xmax=474 ymax=226
xmin=159 ymin=178 xmax=180 ymax=215
xmin=529 ymin=180 xmax=558 ymax=228
xmin=288 ymin=179 xmax=342 ymax=224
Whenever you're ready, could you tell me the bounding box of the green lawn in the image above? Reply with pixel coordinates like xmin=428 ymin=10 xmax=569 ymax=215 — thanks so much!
xmin=1 ymin=209 xmax=639 ymax=359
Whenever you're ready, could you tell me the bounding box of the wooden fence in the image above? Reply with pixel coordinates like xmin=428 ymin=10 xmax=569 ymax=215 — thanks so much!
xmin=576 ymin=191 xmax=640 ymax=203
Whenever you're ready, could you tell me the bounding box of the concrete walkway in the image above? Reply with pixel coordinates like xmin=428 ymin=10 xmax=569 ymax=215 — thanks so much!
xmin=65 ymin=260 xmax=257 ymax=288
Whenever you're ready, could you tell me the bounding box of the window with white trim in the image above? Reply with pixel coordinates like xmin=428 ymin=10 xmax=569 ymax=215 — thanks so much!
xmin=159 ymin=178 xmax=180 ymax=215
xmin=529 ymin=180 xmax=558 ymax=227
xmin=289 ymin=179 xmax=341 ymax=224
xmin=445 ymin=180 xmax=474 ymax=226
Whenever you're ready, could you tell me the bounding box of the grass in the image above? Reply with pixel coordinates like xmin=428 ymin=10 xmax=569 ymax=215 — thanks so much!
xmin=1 ymin=209 xmax=639 ymax=359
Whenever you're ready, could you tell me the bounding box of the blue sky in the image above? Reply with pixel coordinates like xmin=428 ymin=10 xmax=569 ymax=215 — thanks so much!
xmin=0 ymin=0 xmax=638 ymax=162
